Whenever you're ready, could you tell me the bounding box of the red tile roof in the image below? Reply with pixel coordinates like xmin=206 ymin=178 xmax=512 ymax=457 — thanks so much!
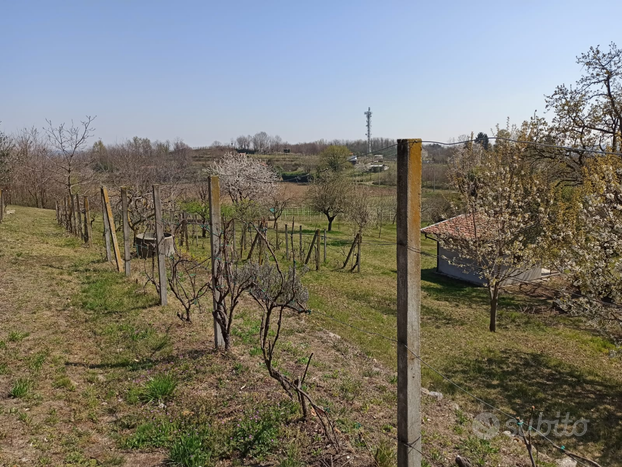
xmin=421 ymin=214 xmax=484 ymax=240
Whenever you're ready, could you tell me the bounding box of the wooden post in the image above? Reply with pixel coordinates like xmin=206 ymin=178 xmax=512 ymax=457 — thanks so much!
xmin=357 ymin=234 xmax=361 ymax=273
xmin=315 ymin=229 xmax=320 ymax=271
xmin=299 ymin=225 xmax=302 ymax=261
xmin=69 ymin=194 xmax=77 ymax=234
xmin=0 ymin=189 xmax=4 ymax=223
xmin=290 ymin=218 xmax=294 ymax=260
xmin=304 ymin=230 xmax=319 ymax=264
xmin=396 ymin=139 xmax=422 ymax=467
xmin=66 ymin=195 xmax=71 ymax=232
xmin=184 ymin=213 xmax=190 ymax=252
xmin=101 ymin=187 xmax=123 ymax=273
xmin=67 ymin=196 xmax=73 ymax=232
xmin=285 ymin=224 xmax=289 ymax=258
xmin=208 ymin=176 xmax=225 ymax=348
xmin=121 ymin=187 xmax=132 ymax=276
xmin=152 ymin=185 xmax=168 ymax=306
xmin=84 ymin=196 xmax=92 ymax=247
xmin=258 ymin=221 xmax=266 ymax=265
xmin=342 ymin=233 xmax=359 ymax=269
xmin=247 ymin=230 xmax=260 ymax=260
xmin=101 ymin=191 xmax=112 ymax=262
xmin=323 ymin=229 xmax=327 ymax=263
xmin=73 ymin=194 xmax=80 ymax=235
xmin=75 ymin=194 xmax=83 ymax=241
xmin=231 ymin=219 xmax=236 ymax=257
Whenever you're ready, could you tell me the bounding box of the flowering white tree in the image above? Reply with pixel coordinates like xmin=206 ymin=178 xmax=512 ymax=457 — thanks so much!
xmin=430 ymin=142 xmax=555 ymax=332
xmin=212 ymin=152 xmax=280 ymax=206
xmin=553 ymin=156 xmax=622 ymax=342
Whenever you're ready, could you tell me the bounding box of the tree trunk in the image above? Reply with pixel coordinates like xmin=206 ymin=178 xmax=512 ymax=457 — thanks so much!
xmin=327 ymin=215 xmax=335 ymax=232
xmin=488 ymin=283 xmax=499 ymax=332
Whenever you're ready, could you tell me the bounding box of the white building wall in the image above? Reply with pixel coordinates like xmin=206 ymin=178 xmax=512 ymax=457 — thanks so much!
xmin=437 ymin=245 xmax=541 ymax=286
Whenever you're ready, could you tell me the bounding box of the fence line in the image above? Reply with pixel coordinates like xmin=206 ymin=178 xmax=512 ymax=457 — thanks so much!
xmin=50 ymin=183 xmax=605 ymax=467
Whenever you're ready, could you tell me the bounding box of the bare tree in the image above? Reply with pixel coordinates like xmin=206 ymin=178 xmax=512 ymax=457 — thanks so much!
xmin=252 ymin=131 xmax=270 ymax=154
xmin=13 ymin=128 xmax=54 ymax=208
xmin=167 ymin=253 xmax=212 ymax=322
xmin=45 ymin=116 xmax=96 ymax=196
xmin=266 ymin=184 xmax=291 ymax=228
xmin=307 ymin=173 xmax=350 ymax=231
xmin=235 ymin=135 xmax=251 ymax=152
xmin=246 ymin=235 xmax=340 ymax=449
xmin=207 ymin=223 xmax=256 ymax=350
xmin=0 ymin=126 xmax=15 ymax=189
xmin=346 ymin=185 xmax=375 ymax=235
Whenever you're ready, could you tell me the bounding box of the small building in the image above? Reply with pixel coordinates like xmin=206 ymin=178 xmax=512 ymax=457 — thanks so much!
xmin=367 ymin=163 xmax=389 ymax=173
xmin=421 ymin=215 xmax=542 ymax=286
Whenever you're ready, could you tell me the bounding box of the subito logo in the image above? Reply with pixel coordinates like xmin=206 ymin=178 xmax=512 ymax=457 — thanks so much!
xmin=472 ymin=412 xmax=499 ymax=440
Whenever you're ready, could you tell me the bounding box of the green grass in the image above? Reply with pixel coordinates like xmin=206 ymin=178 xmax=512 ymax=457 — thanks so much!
xmin=9 ymin=378 xmax=32 ymax=398
xmin=53 ymin=376 xmax=76 ymax=391
xmin=29 ymin=350 xmax=48 ymax=372
xmin=229 ymin=402 xmax=297 ymax=460
xmin=8 ymin=330 xmax=30 ymax=342
xmin=78 ymin=272 xmax=157 ymax=314
xmin=123 ymin=418 xmax=179 ymax=449
xmin=457 ymin=437 xmax=499 ymax=467
xmin=169 ymin=431 xmax=213 ymax=467
xmin=140 ymin=373 xmax=178 ymax=403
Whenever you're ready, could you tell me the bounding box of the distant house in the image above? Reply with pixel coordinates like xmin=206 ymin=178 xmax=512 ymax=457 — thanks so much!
xmin=366 ymin=163 xmax=389 ymax=173
xmin=420 ymin=215 xmax=542 ymax=286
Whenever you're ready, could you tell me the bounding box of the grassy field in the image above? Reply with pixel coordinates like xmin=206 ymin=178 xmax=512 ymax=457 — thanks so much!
xmin=0 ymin=206 xmax=620 ymax=466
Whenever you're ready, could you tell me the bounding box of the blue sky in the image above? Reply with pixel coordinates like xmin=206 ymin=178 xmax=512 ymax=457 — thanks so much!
xmin=1 ymin=0 xmax=621 ymax=147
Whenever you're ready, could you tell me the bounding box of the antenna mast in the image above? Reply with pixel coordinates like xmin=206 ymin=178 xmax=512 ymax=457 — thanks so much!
xmin=364 ymin=107 xmax=372 ymax=154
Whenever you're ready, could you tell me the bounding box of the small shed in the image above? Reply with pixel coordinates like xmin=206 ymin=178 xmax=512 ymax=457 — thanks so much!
xmin=367 ymin=163 xmax=389 ymax=173
xmin=421 ymin=215 xmax=542 ymax=286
